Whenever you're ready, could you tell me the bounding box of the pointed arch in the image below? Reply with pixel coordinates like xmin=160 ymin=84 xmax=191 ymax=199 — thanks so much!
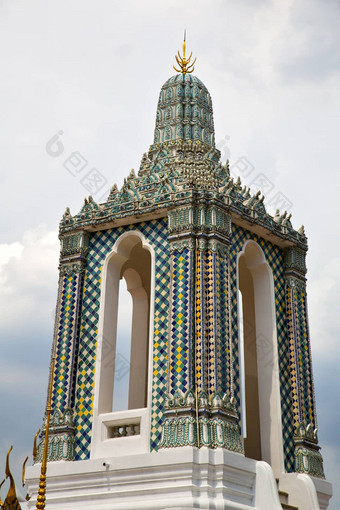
xmin=164 ymin=125 xmax=172 ymax=141
xmin=91 ymin=230 xmax=155 ymax=458
xmin=176 ymin=103 xmax=183 ymax=118
xmin=166 ymin=86 xmax=172 ymax=100
xmin=193 ymin=124 xmax=201 ymax=140
xmin=165 ymin=106 xmax=172 ymax=121
xmin=237 ymin=240 xmax=284 ymax=476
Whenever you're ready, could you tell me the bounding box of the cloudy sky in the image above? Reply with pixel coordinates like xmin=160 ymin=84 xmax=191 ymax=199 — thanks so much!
xmin=0 ymin=0 xmax=339 ymax=507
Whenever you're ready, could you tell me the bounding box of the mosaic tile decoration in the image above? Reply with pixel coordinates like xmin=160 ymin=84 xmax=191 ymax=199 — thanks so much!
xmin=205 ymin=250 xmax=216 ymax=394
xmin=286 ymin=283 xmax=316 ymax=429
xmin=168 ymin=245 xmax=233 ymax=399
xmin=52 ymin=271 xmax=84 ymax=410
xmin=195 ymin=250 xmax=205 ymax=391
xmin=52 ymin=216 xmax=305 ymax=470
xmin=73 ymin=218 xmax=170 ymax=459
xmin=298 ymin=290 xmax=315 ymax=426
xmin=303 ymin=294 xmax=316 ymax=427
xmin=217 ymin=249 xmax=232 ymax=396
xmin=286 ymin=286 xmax=302 ymax=428
xmin=229 ymin=224 xmax=295 ymax=473
xmin=169 ymin=249 xmax=192 ymax=394
xmin=153 ymin=74 xmax=215 ymax=147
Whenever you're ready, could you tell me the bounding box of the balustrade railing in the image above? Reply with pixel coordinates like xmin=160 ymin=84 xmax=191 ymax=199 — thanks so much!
xmin=107 ymin=423 xmax=140 ymax=438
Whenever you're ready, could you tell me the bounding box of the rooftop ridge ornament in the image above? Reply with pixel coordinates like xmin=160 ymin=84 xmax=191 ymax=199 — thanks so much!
xmin=3 ymin=446 xmax=21 ymax=510
xmin=0 ymin=478 xmax=5 ymax=507
xmin=173 ymin=30 xmax=196 ymax=74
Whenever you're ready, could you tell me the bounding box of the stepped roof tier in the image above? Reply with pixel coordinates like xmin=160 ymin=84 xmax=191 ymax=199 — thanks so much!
xmin=59 ymin=64 xmax=306 ymax=251
xmin=59 ymin=129 xmax=306 ymax=252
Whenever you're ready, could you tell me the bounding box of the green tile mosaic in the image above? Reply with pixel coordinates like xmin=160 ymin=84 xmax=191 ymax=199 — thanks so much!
xmin=229 ymin=224 xmax=295 ymax=472
xmin=73 ymin=218 xmax=170 ymax=459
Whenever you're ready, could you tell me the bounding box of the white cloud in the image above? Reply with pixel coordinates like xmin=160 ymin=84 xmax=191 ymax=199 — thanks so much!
xmin=0 ymin=241 xmax=23 ymax=272
xmin=0 ymin=225 xmax=59 ymax=333
xmin=308 ymin=257 xmax=340 ymax=358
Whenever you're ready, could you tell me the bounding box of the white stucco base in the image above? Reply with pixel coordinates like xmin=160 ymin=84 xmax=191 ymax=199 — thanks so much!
xmin=25 ymin=448 xmax=332 ymax=510
xmin=278 ymin=472 xmax=332 ymax=510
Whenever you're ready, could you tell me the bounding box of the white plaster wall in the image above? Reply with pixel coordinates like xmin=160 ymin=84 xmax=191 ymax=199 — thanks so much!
xmin=25 ymin=448 xmax=332 ymax=509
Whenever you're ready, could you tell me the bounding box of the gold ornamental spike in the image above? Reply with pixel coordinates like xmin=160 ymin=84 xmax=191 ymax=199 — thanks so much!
xmin=0 ymin=478 xmax=5 ymax=506
xmin=22 ymin=456 xmax=31 ymax=502
xmin=3 ymin=445 xmax=21 ymax=510
xmin=33 ymin=429 xmax=41 ymax=462
xmin=22 ymin=457 xmax=28 ymax=487
xmin=173 ymin=30 xmax=196 ymax=75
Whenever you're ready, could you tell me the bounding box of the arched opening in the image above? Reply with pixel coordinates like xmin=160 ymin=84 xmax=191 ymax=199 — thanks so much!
xmin=91 ymin=231 xmax=154 ymax=458
xmin=98 ymin=234 xmax=151 ymax=414
xmin=121 ymin=265 xmax=150 ymax=410
xmin=112 ymin=278 xmax=132 ymax=412
xmin=238 ymin=241 xmax=284 ymax=476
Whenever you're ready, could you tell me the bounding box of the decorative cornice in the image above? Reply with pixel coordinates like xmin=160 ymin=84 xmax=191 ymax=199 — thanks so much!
xmin=58 ymin=140 xmax=307 ymax=251
xmin=59 ymin=258 xmax=86 ymax=276
xmin=34 ymin=408 xmax=76 ymax=463
xmin=164 ymin=389 xmax=238 ymax=415
xmin=168 ymin=198 xmax=231 ymax=239
xmin=293 ymin=421 xmax=325 ymax=479
xmin=60 ymin=231 xmax=90 ymax=258
xmin=159 ymin=415 xmax=243 ymax=452
xmin=58 ymin=230 xmax=89 ymax=275
xmin=284 ymin=246 xmax=307 ymax=275
xmin=168 ymin=236 xmax=231 ymax=254
xmin=294 ymin=421 xmax=318 ymax=444
xmin=285 ymin=276 xmax=306 ymax=292
xmin=159 ymin=390 xmax=242 ymax=451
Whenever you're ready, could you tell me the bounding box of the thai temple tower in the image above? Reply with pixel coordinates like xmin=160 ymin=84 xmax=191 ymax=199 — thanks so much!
xmin=25 ymin=40 xmax=332 ymax=510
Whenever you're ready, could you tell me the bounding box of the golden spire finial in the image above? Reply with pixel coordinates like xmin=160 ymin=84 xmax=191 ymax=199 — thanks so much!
xmin=173 ymin=30 xmax=196 ymax=74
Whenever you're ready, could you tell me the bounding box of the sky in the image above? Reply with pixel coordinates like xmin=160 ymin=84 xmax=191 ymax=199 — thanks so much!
xmin=0 ymin=0 xmax=339 ymax=507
